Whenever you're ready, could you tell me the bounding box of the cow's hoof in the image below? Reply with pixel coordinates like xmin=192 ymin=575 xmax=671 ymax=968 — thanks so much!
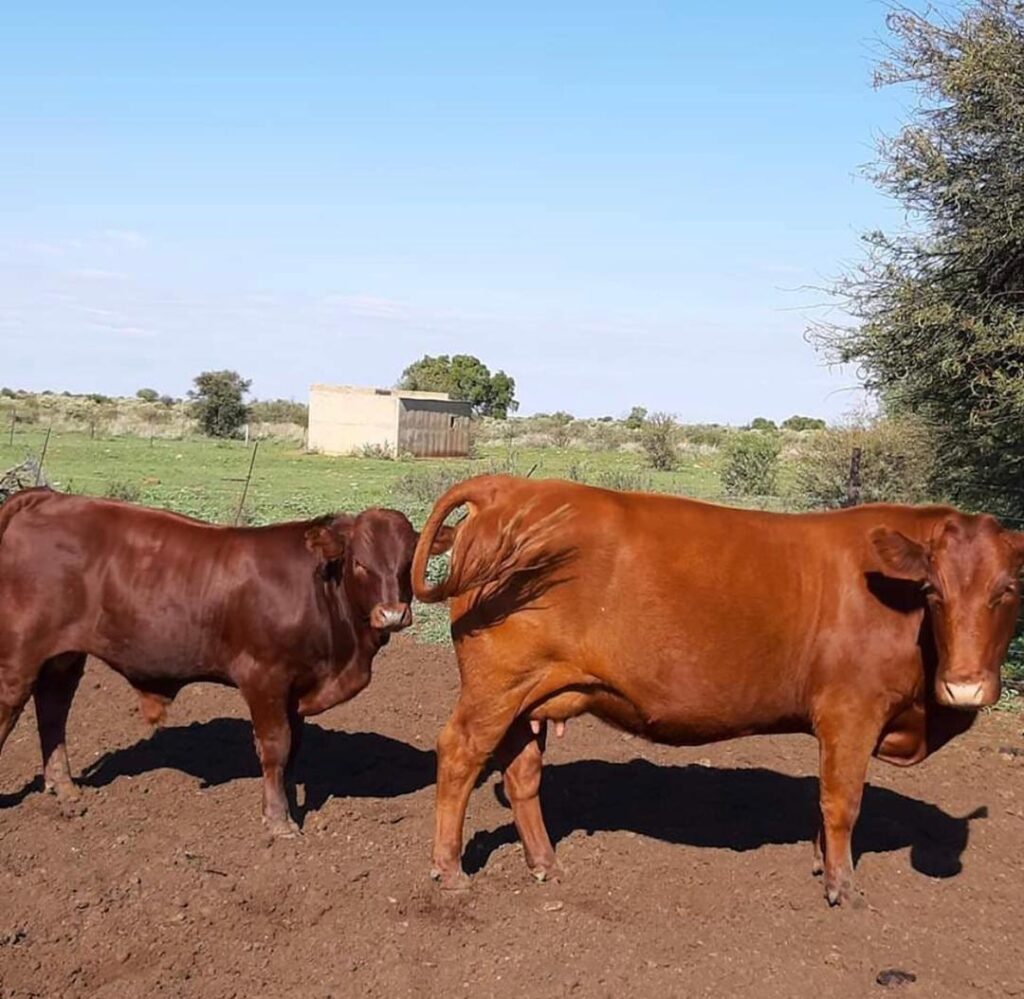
xmin=46 ymin=782 xmax=86 ymax=818
xmin=58 ymin=796 xmax=88 ymax=819
xmin=430 ymin=867 xmax=471 ymax=892
xmin=263 ymin=817 xmax=302 ymax=840
xmin=811 ymin=858 xmax=824 ymax=877
xmin=529 ymin=862 xmax=564 ymax=884
xmin=825 ymin=878 xmax=852 ymax=907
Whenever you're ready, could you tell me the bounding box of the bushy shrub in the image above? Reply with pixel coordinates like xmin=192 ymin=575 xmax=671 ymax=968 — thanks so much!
xmin=721 ymin=431 xmax=782 ymax=496
xmin=624 ymin=406 xmax=647 ymax=430
xmin=357 ymin=441 xmax=394 ymax=460
xmin=782 ymin=414 xmax=826 ymax=432
xmin=249 ymin=399 xmax=309 ymax=427
xmin=680 ymin=423 xmax=729 ymax=449
xmin=790 ymin=417 xmax=934 ymax=509
xmin=105 ymin=480 xmax=142 ymax=503
xmin=639 ymin=412 xmax=679 ymax=470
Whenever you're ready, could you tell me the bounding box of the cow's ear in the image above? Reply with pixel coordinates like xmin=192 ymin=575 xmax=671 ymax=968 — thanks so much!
xmin=871 ymin=527 xmax=931 ymax=580
xmin=428 ymin=524 xmax=457 ymax=556
xmin=1010 ymin=531 xmax=1024 ymax=566
xmin=305 ymin=517 xmax=353 ymax=562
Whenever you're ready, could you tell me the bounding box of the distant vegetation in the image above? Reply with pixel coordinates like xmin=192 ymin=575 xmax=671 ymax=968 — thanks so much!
xmin=0 ymin=380 xmax=953 ymax=516
xmin=0 ymin=383 xmax=307 ymax=442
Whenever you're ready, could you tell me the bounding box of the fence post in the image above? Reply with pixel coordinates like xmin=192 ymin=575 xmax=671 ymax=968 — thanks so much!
xmin=845 ymin=447 xmax=862 ymax=508
xmin=35 ymin=426 xmax=52 ymax=486
xmin=233 ymin=440 xmax=260 ymax=526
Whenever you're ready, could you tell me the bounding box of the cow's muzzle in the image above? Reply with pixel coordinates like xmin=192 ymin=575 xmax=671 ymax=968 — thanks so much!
xmin=936 ymin=678 xmax=1000 ymax=710
xmin=370 ymin=602 xmax=413 ymax=632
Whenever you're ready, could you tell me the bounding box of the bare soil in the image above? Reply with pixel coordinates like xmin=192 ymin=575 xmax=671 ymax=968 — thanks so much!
xmin=1 ymin=638 xmax=1022 ymax=999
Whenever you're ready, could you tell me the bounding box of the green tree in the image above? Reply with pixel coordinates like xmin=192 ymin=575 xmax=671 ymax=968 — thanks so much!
xmin=189 ymin=370 xmax=251 ymax=438
xmin=399 ymin=354 xmax=518 ymax=418
xmin=748 ymin=417 xmax=778 ymax=432
xmin=812 ymin=1 xmax=1024 ymax=520
xmin=624 ymin=406 xmax=648 ymax=430
xmin=782 ymin=415 xmax=826 ymax=432
xmin=136 ymin=387 xmax=159 ymax=402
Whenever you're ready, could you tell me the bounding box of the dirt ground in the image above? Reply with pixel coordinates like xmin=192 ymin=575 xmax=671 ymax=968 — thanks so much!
xmin=1 ymin=638 xmax=1022 ymax=999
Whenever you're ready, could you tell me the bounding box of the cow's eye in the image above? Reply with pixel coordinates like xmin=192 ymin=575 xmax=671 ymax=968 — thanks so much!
xmin=353 ymin=560 xmax=369 ymax=575
xmin=921 ymin=582 xmax=942 ymax=602
xmin=986 ymin=580 xmax=1016 ymax=608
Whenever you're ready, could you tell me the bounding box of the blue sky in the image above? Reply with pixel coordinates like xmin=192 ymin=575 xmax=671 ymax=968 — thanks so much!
xmin=1 ymin=2 xmax=908 ymax=422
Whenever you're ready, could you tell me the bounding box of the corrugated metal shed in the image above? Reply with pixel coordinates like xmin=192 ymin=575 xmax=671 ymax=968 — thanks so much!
xmin=398 ymin=397 xmax=472 ymax=457
xmin=308 ymin=385 xmax=472 ymax=457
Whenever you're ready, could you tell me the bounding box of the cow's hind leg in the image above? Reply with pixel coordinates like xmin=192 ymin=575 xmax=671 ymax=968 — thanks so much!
xmin=0 ymin=655 xmax=40 ymax=769
xmin=432 ymin=690 xmax=521 ymax=890
xmin=33 ymin=652 xmax=86 ymax=814
xmin=815 ymin=713 xmax=882 ymax=906
xmin=495 ymin=718 xmax=560 ymax=882
xmin=246 ymin=688 xmax=301 ymax=839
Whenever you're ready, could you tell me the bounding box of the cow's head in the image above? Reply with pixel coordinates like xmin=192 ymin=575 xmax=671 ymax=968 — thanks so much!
xmin=871 ymin=516 xmax=1024 ymax=709
xmin=305 ymin=510 xmax=455 ymax=635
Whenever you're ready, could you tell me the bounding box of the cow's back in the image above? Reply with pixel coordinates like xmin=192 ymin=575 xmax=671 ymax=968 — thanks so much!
xmin=0 ymin=491 xmax=323 ymax=682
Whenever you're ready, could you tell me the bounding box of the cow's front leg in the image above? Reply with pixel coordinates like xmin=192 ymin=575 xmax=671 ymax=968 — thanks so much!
xmin=247 ymin=691 xmax=300 ymax=838
xmin=814 ymin=713 xmax=881 ymax=906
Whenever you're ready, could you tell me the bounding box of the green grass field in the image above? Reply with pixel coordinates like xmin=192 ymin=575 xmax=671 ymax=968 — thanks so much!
xmin=0 ymin=428 xmax=722 ymax=526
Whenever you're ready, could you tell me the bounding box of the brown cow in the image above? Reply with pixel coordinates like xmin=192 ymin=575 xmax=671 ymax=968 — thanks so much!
xmin=0 ymin=488 xmax=452 ymax=835
xmin=412 ymin=474 xmax=1023 ymax=905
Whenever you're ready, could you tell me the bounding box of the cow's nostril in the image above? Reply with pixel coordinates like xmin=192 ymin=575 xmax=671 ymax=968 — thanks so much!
xmin=372 ymin=603 xmax=411 ymax=631
xmin=940 ymin=680 xmax=991 ymax=708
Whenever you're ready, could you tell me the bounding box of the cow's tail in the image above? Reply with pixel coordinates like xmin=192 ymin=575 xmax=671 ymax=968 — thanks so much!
xmin=412 ymin=475 xmax=572 ymax=604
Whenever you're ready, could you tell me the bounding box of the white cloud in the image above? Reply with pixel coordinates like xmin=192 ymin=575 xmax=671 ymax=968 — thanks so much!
xmin=100 ymin=229 xmax=148 ymax=248
xmin=321 ymin=294 xmax=410 ymax=319
xmin=67 ymin=268 xmax=129 ymax=282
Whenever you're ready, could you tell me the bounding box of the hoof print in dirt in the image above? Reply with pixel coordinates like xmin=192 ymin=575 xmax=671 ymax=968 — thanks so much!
xmin=876 ymin=969 xmax=917 ymax=988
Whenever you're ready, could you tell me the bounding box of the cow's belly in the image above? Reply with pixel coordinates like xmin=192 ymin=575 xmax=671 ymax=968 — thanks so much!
xmin=85 ymin=628 xmax=222 ymax=684
xmin=529 ymin=685 xmax=810 ymax=746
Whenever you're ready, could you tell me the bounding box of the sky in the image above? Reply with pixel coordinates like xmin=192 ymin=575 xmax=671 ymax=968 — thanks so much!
xmin=0 ymin=1 xmax=911 ymax=423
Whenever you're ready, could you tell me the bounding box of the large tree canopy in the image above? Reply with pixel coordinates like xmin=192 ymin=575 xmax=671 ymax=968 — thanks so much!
xmin=813 ymin=0 xmax=1024 ymax=522
xmin=189 ymin=370 xmax=251 ymax=438
xmin=398 ymin=354 xmax=518 ymax=418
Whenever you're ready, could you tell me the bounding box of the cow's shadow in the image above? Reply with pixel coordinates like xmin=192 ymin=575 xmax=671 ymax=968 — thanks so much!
xmin=464 ymin=757 xmax=985 ymax=881
xmin=75 ymin=718 xmax=436 ymax=816
xmin=1 ymin=722 xmax=982 ymax=884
